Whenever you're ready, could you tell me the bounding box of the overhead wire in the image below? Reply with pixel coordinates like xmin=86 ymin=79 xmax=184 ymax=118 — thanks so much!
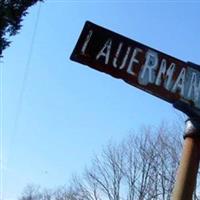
xmin=0 ymin=59 xmax=4 ymax=200
xmin=8 ymin=2 xmax=42 ymax=163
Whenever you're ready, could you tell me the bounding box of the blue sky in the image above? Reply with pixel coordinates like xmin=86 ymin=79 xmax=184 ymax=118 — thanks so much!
xmin=2 ymin=1 xmax=200 ymax=199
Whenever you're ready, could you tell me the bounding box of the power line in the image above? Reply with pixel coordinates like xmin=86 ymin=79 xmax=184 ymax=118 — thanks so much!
xmin=9 ymin=2 xmax=42 ymax=164
xmin=0 ymin=59 xmax=4 ymax=200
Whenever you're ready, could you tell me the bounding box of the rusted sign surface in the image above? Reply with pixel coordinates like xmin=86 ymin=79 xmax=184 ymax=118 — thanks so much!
xmin=70 ymin=21 xmax=200 ymax=112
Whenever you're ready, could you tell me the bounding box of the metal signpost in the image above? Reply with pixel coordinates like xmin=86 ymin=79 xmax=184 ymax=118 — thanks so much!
xmin=70 ymin=21 xmax=200 ymax=200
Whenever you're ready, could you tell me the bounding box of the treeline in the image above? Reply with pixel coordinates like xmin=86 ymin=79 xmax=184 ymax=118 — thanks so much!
xmin=18 ymin=124 xmax=200 ymax=200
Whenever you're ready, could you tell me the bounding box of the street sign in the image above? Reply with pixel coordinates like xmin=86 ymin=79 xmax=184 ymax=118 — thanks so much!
xmin=70 ymin=21 xmax=200 ymax=113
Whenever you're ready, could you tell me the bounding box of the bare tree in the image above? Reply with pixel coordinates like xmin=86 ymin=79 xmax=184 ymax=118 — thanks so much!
xmin=70 ymin=124 xmax=182 ymax=200
xmin=84 ymin=142 xmax=125 ymax=200
xmin=41 ymin=189 xmax=53 ymax=200
xmin=18 ymin=185 xmax=54 ymax=200
xmin=19 ymin=184 xmax=42 ymax=200
xmin=126 ymin=125 xmax=182 ymax=200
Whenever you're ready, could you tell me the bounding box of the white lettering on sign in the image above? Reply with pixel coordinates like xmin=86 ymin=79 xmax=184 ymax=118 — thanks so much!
xmin=96 ymin=39 xmax=112 ymax=64
xmin=113 ymin=43 xmax=131 ymax=70
xmin=72 ymin=25 xmax=200 ymax=111
xmin=187 ymin=72 xmax=200 ymax=103
xmin=171 ymin=68 xmax=186 ymax=96
xmin=164 ymin=63 xmax=176 ymax=90
xmin=155 ymin=59 xmax=176 ymax=91
xmin=82 ymin=32 xmax=200 ymax=107
xmin=127 ymin=48 xmax=143 ymax=76
xmin=81 ymin=30 xmax=93 ymax=55
xmin=139 ymin=50 xmax=158 ymax=85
